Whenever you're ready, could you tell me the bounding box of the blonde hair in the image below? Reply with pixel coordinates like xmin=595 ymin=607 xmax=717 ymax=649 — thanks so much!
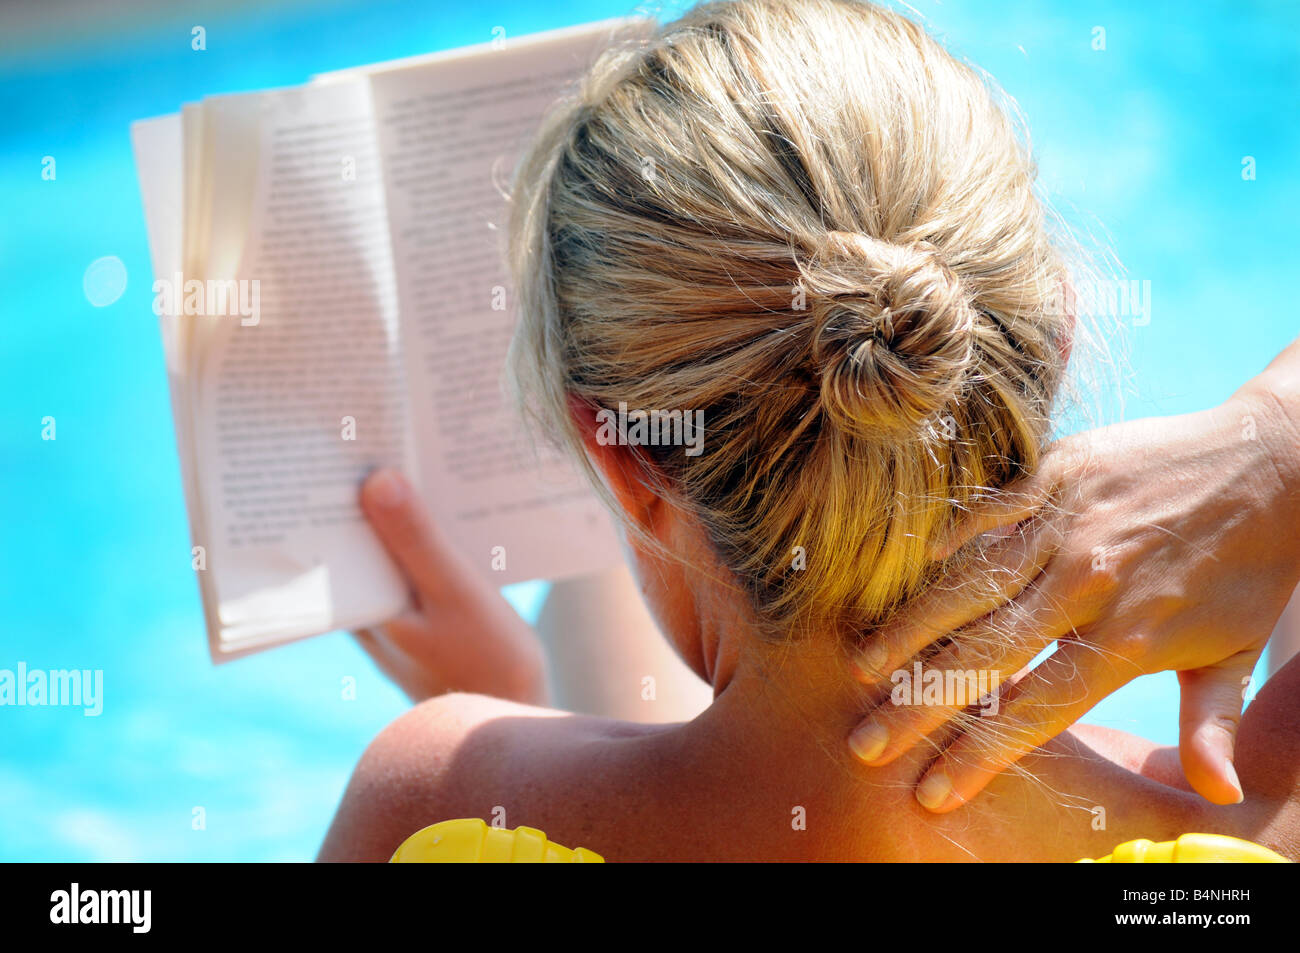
xmin=509 ymin=0 xmax=1073 ymax=641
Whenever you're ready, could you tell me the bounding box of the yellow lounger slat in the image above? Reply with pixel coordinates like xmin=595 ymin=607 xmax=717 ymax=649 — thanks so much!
xmin=393 ymin=819 xmax=1288 ymax=863
xmin=390 ymin=818 xmax=604 ymax=863
xmin=1079 ymin=833 xmax=1290 ymax=863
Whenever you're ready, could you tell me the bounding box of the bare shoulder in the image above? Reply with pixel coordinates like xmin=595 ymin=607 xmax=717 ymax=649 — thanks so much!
xmin=943 ymin=658 xmax=1300 ymax=861
xmin=317 ymin=693 xmax=665 ymax=862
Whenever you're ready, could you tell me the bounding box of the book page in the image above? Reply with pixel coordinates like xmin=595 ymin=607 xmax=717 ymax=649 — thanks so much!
xmin=132 ymin=113 xmax=225 ymax=647
xmin=130 ymin=116 xmax=183 ymax=369
xmin=134 ymin=110 xmax=246 ymax=657
xmin=187 ymin=80 xmax=414 ymax=656
xmin=365 ymin=22 xmax=636 ymax=585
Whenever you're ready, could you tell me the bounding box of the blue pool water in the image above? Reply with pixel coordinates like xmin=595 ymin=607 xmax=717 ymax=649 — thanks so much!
xmin=1 ymin=0 xmax=1296 ymax=860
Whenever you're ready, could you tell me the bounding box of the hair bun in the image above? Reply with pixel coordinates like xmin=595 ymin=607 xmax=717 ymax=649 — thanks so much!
xmin=802 ymin=230 xmax=977 ymax=439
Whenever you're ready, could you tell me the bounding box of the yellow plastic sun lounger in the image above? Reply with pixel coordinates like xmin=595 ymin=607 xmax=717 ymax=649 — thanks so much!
xmin=1078 ymin=832 xmax=1289 ymax=863
xmin=390 ymin=819 xmax=1288 ymax=863
xmin=390 ymin=818 xmax=603 ymax=863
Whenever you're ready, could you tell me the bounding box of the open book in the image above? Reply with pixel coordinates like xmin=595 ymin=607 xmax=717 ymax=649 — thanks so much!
xmin=131 ymin=19 xmax=642 ymax=661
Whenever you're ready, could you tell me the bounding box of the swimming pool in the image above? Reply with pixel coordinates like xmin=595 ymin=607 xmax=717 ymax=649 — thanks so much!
xmin=1 ymin=0 xmax=1295 ymax=860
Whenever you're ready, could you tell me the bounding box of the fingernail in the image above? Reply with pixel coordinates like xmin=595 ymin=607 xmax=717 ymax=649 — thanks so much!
xmin=916 ymin=772 xmax=953 ymax=811
xmin=849 ymin=721 xmax=889 ymax=763
xmin=1224 ymin=758 xmax=1244 ymax=804
xmin=856 ymin=641 xmax=889 ymax=678
xmin=369 ymin=469 xmax=408 ymax=508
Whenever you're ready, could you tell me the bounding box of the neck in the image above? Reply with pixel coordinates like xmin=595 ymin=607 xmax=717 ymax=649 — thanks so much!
xmin=628 ymin=535 xmax=927 ymax=858
xmin=666 ymin=622 xmax=917 ymax=860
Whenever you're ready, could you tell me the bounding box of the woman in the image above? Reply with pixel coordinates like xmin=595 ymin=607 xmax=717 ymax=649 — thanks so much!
xmin=319 ymin=0 xmax=1300 ymax=861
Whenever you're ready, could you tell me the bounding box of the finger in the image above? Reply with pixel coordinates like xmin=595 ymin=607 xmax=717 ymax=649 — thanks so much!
xmin=1177 ymin=660 xmax=1252 ymax=805
xmin=351 ymin=616 xmax=450 ymax=702
xmin=351 ymin=621 xmax=413 ymax=669
xmin=854 ymin=508 xmax=1065 ymax=683
xmin=850 ymin=580 xmax=1071 ymax=766
xmin=353 ymin=615 xmax=440 ymax=657
xmin=912 ymin=637 xmax=1139 ymax=813
xmin=359 ymin=468 xmax=463 ymax=605
xmin=928 ymin=467 xmax=1059 ymax=561
xmin=350 ymin=623 xmax=406 ymax=681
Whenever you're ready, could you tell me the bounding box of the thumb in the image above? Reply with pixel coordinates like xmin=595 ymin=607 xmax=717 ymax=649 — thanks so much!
xmin=1177 ymin=661 xmax=1252 ymax=805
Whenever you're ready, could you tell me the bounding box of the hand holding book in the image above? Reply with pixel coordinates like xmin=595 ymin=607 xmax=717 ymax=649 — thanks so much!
xmin=352 ymin=469 xmax=548 ymax=705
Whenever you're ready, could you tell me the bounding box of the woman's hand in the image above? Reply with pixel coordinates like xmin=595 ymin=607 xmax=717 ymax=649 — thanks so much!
xmin=352 ymin=469 xmax=548 ymax=705
xmin=849 ymin=343 xmax=1300 ymax=813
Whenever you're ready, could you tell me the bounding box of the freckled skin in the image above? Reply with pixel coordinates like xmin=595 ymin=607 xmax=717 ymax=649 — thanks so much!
xmin=317 ymin=650 xmax=1300 ymax=861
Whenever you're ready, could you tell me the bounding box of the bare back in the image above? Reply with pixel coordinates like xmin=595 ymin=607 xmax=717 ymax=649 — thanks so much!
xmin=319 ymin=653 xmax=1300 ymax=862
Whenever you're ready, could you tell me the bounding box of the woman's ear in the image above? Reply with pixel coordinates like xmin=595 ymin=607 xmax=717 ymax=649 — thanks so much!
xmin=567 ymin=394 xmax=663 ymax=534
